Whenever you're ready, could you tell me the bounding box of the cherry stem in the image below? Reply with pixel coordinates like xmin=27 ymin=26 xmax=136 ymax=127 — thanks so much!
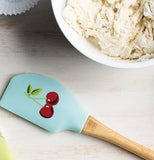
xmin=33 ymin=98 xmax=46 ymax=100
xmin=24 ymin=92 xmax=44 ymax=108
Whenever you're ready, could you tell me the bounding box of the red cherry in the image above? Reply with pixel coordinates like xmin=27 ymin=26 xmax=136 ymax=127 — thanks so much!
xmin=46 ymin=92 xmax=59 ymax=105
xmin=39 ymin=104 xmax=54 ymax=118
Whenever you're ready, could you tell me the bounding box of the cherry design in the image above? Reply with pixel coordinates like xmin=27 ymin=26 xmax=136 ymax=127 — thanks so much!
xmin=46 ymin=92 xmax=59 ymax=105
xmin=40 ymin=104 xmax=54 ymax=118
xmin=24 ymin=84 xmax=59 ymax=118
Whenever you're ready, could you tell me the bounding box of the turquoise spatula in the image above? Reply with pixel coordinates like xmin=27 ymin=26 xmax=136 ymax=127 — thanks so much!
xmin=0 ymin=74 xmax=153 ymax=159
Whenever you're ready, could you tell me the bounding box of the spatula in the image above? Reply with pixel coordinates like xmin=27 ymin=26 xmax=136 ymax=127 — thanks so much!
xmin=0 ymin=133 xmax=15 ymax=160
xmin=0 ymin=74 xmax=153 ymax=160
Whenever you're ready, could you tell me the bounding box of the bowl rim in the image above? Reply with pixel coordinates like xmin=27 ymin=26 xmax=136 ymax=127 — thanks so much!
xmin=51 ymin=0 xmax=154 ymax=69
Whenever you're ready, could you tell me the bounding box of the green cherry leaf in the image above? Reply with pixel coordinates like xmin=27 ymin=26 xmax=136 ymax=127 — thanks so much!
xmin=31 ymin=88 xmax=42 ymax=95
xmin=27 ymin=84 xmax=32 ymax=94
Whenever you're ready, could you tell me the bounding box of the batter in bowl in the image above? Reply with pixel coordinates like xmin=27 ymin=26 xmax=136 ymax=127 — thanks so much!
xmin=63 ymin=0 xmax=154 ymax=60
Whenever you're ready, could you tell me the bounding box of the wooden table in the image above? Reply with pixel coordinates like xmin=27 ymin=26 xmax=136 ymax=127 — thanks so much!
xmin=0 ymin=0 xmax=153 ymax=159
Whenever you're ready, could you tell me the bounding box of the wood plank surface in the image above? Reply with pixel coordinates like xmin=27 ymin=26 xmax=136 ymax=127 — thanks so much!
xmin=0 ymin=0 xmax=153 ymax=160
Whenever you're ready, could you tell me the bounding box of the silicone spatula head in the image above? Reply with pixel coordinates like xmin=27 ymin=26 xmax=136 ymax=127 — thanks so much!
xmin=0 ymin=133 xmax=15 ymax=160
xmin=0 ymin=74 xmax=89 ymax=133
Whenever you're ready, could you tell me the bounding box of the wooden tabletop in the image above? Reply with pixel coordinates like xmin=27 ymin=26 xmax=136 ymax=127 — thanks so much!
xmin=0 ymin=0 xmax=153 ymax=160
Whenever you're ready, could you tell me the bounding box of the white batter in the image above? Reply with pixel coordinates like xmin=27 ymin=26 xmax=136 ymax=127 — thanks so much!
xmin=63 ymin=0 xmax=154 ymax=60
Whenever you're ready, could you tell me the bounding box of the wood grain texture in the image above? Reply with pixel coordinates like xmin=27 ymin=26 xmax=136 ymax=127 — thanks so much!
xmin=82 ymin=116 xmax=154 ymax=160
xmin=0 ymin=0 xmax=153 ymax=160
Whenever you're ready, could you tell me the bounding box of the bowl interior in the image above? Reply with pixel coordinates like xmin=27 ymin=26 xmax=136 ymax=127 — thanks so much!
xmin=51 ymin=0 xmax=154 ymax=68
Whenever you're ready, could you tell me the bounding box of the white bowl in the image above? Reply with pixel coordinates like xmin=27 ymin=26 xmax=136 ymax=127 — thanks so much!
xmin=51 ymin=0 xmax=154 ymax=68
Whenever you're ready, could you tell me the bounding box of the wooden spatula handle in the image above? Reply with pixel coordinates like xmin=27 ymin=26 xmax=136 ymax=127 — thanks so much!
xmin=82 ymin=116 xmax=154 ymax=160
